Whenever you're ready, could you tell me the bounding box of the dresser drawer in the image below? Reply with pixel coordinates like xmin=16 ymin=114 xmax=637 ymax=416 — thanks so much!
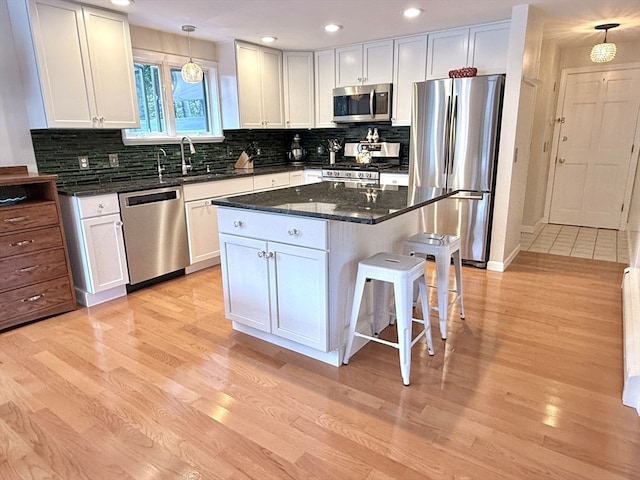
xmin=0 ymin=248 xmax=68 ymax=292
xmin=0 ymin=202 xmax=59 ymax=234
xmin=76 ymin=193 xmax=120 ymax=218
xmin=0 ymin=226 xmax=63 ymax=259
xmin=0 ymin=276 xmax=74 ymax=328
xmin=218 ymin=208 xmax=327 ymax=250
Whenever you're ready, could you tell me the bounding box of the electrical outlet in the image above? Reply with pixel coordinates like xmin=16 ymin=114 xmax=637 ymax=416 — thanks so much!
xmin=78 ymin=155 xmax=89 ymax=170
xmin=109 ymin=153 xmax=119 ymax=167
xmin=227 ymin=148 xmax=233 ymax=157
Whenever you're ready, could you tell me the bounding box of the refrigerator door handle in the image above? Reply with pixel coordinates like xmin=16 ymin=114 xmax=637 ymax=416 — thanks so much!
xmin=369 ymin=88 xmax=375 ymax=119
xmin=444 ymin=94 xmax=453 ymax=175
xmin=449 ymin=94 xmax=458 ymax=173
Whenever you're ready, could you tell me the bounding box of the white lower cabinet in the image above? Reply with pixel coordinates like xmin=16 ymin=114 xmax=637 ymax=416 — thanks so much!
xmin=218 ymin=209 xmax=328 ymax=351
xmin=183 ymin=177 xmax=253 ymax=270
xmin=380 ymin=172 xmax=409 ymax=186
xmin=60 ymin=193 xmax=128 ymax=306
xmin=253 ymin=172 xmax=290 ymax=191
xmin=304 ymin=169 xmax=322 ymax=184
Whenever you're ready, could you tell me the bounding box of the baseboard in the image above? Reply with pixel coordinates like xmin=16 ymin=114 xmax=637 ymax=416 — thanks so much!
xmin=622 ymin=267 xmax=640 ymax=415
xmin=521 ymin=219 xmax=545 ymax=235
xmin=75 ymin=285 xmax=127 ymax=307
xmin=185 ymin=256 xmax=220 ymax=275
xmin=487 ymin=244 xmax=521 ymax=272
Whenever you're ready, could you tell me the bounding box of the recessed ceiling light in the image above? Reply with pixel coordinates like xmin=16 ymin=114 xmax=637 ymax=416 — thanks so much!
xmin=403 ymin=8 xmax=423 ymax=18
xmin=261 ymin=36 xmax=277 ymax=43
xmin=111 ymin=0 xmax=133 ymax=5
xmin=324 ymin=24 xmax=342 ymax=33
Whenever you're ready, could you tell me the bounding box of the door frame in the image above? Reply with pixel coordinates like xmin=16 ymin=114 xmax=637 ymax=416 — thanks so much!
xmin=543 ymin=62 xmax=640 ymax=231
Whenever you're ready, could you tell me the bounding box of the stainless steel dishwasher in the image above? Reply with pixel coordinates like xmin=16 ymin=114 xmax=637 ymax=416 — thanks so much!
xmin=119 ymin=186 xmax=189 ymax=285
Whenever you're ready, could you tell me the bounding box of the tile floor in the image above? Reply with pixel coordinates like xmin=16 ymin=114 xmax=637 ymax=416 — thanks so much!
xmin=520 ymin=224 xmax=628 ymax=264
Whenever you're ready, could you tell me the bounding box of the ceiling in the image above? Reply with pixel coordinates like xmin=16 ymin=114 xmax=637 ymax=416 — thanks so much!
xmin=83 ymin=0 xmax=640 ymax=50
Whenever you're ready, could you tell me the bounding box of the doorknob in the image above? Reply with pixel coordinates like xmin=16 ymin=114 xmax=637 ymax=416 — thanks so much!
xmin=558 ymin=157 xmax=566 ymax=164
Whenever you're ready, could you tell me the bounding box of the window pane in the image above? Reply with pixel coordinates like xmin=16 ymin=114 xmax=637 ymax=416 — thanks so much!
xmin=171 ymin=69 xmax=210 ymax=134
xmin=127 ymin=63 xmax=165 ymax=134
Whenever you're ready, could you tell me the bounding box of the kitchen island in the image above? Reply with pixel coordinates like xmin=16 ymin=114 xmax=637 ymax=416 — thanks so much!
xmin=212 ymin=182 xmax=455 ymax=365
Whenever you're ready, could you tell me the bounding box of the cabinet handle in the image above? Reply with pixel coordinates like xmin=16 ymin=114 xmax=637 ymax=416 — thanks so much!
xmin=17 ymin=265 xmax=39 ymax=273
xmin=115 ymin=221 xmax=123 ymax=227
xmin=4 ymin=216 xmax=28 ymax=223
xmin=288 ymin=228 xmax=300 ymax=236
xmin=258 ymin=250 xmax=266 ymax=258
xmin=22 ymin=293 xmax=44 ymax=303
xmin=97 ymin=203 xmax=105 ymax=210
xmin=10 ymin=239 xmax=34 ymax=247
xmin=233 ymin=220 xmax=243 ymax=228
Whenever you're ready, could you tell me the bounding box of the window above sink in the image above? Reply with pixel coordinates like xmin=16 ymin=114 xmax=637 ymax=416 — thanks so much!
xmin=122 ymin=49 xmax=224 ymax=145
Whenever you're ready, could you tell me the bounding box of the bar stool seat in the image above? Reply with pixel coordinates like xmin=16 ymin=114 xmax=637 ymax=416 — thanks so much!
xmin=343 ymin=252 xmax=435 ymax=386
xmin=404 ymin=233 xmax=465 ymax=340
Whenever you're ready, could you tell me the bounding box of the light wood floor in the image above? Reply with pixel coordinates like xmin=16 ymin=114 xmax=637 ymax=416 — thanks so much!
xmin=0 ymin=252 xmax=637 ymax=479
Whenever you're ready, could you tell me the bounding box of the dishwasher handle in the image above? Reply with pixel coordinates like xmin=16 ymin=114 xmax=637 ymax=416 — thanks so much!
xmin=121 ymin=187 xmax=182 ymax=207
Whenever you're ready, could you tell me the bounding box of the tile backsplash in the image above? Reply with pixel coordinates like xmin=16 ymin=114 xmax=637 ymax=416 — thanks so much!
xmin=31 ymin=125 xmax=410 ymax=187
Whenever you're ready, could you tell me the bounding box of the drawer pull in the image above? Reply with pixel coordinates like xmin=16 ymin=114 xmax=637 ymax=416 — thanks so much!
xmin=10 ymin=239 xmax=34 ymax=247
xmin=22 ymin=293 xmax=44 ymax=303
xmin=4 ymin=216 xmax=28 ymax=223
xmin=17 ymin=265 xmax=39 ymax=273
xmin=233 ymin=220 xmax=243 ymax=228
xmin=258 ymin=250 xmax=266 ymax=258
xmin=288 ymin=228 xmax=300 ymax=236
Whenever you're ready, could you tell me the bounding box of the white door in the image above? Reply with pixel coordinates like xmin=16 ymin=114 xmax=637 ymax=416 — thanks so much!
xmin=283 ymin=52 xmax=314 ymax=128
xmin=314 ymin=49 xmax=336 ymax=128
xmin=335 ymin=45 xmax=363 ymax=87
xmin=260 ymin=47 xmax=284 ymax=128
xmin=269 ymin=242 xmax=328 ymax=351
xmin=219 ymin=234 xmax=270 ymax=332
xmin=81 ymin=214 xmax=128 ymax=293
xmin=236 ymin=43 xmax=263 ymax=128
xmin=392 ymin=34 xmax=427 ymax=126
xmin=362 ymin=40 xmax=393 ymax=85
xmin=549 ymin=68 xmax=640 ymax=228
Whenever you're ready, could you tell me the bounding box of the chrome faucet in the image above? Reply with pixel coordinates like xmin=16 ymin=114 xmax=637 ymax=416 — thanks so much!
xmin=156 ymin=148 xmax=167 ymax=182
xmin=180 ymin=136 xmax=195 ymax=175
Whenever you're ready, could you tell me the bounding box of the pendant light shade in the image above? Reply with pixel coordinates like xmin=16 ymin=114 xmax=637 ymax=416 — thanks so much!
xmin=181 ymin=25 xmax=203 ymax=83
xmin=590 ymin=23 xmax=619 ymax=63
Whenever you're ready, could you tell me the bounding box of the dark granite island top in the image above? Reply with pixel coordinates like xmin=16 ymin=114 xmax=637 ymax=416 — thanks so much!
xmin=211 ymin=182 xmax=455 ymax=224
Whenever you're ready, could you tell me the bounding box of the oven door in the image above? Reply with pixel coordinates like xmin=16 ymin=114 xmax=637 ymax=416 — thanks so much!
xmin=333 ymin=84 xmax=392 ymax=123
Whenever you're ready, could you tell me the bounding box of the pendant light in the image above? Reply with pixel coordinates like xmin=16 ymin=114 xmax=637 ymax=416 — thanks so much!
xmin=590 ymin=23 xmax=619 ymax=63
xmin=181 ymin=25 xmax=203 ymax=83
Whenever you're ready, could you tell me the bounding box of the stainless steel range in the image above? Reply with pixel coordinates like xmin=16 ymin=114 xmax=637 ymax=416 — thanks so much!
xmin=321 ymin=142 xmax=400 ymax=184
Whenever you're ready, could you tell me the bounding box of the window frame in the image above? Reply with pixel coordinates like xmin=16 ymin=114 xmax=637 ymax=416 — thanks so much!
xmin=122 ymin=49 xmax=224 ymax=145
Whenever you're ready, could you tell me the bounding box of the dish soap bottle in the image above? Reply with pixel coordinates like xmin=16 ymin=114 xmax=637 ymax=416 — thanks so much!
xmin=372 ymin=128 xmax=379 ymax=143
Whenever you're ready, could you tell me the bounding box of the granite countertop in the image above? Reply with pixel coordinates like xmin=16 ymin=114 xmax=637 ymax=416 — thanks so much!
xmin=211 ymin=182 xmax=454 ymax=225
xmin=57 ymin=164 xmax=409 ymax=197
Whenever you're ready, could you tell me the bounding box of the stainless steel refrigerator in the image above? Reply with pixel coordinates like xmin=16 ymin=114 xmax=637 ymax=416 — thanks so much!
xmin=409 ymin=74 xmax=505 ymax=267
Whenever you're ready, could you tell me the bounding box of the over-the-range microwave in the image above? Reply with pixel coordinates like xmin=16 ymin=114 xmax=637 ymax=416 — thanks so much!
xmin=332 ymin=83 xmax=392 ymax=123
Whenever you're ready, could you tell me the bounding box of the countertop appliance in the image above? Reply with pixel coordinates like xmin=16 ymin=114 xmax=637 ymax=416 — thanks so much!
xmin=322 ymin=142 xmax=400 ymax=184
xmin=333 ymin=83 xmax=392 ymax=123
xmin=287 ymin=133 xmax=307 ymax=165
xmin=409 ymin=74 xmax=505 ymax=267
xmin=118 ymin=186 xmax=189 ymax=285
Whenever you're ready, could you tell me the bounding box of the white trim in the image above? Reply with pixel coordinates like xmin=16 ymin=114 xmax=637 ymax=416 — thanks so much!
xmin=487 ymin=244 xmax=520 ymax=272
xmin=622 ymin=267 xmax=640 ymax=415
xmin=520 ymin=218 xmax=545 ymax=234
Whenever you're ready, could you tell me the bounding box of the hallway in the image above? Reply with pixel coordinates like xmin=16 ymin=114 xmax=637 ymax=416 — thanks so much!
xmin=520 ymin=224 xmax=628 ymax=263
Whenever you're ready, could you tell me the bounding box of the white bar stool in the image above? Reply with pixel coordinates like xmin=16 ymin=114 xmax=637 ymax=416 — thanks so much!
xmin=343 ymin=252 xmax=435 ymax=386
xmin=404 ymin=233 xmax=465 ymax=340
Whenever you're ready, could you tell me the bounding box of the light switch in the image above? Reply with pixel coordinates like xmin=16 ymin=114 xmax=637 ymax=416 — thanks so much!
xmin=78 ymin=155 xmax=89 ymax=170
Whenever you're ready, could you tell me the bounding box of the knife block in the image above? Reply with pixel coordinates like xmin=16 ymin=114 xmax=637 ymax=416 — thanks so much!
xmin=234 ymin=151 xmax=253 ymax=170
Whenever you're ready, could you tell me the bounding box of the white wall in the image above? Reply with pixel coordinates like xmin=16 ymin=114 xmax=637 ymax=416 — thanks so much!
xmin=0 ymin=0 xmax=37 ymax=172
xmin=488 ymin=4 xmax=543 ymax=271
xmin=130 ymin=25 xmax=217 ymax=61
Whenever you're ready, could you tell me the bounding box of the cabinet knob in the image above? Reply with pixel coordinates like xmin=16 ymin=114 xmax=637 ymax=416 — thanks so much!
xmin=233 ymin=220 xmax=243 ymax=228
xmin=288 ymin=228 xmax=300 ymax=236
xmin=116 ymin=221 xmax=123 ymax=227
xmin=558 ymin=157 xmax=566 ymax=164
xmin=98 ymin=203 xmax=105 ymax=210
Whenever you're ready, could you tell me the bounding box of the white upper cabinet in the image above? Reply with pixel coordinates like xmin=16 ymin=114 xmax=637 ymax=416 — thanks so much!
xmin=392 ymin=34 xmax=427 ymax=126
xmin=426 ymin=22 xmax=510 ymax=80
xmin=283 ymin=52 xmax=314 ymax=129
xmin=426 ymin=27 xmax=470 ymax=80
xmin=335 ymin=40 xmax=393 ymax=87
xmin=314 ymin=48 xmax=336 ymax=128
xmin=235 ymin=42 xmax=285 ymax=129
xmin=468 ymin=22 xmax=510 ymax=75
xmin=8 ymin=0 xmax=138 ymax=129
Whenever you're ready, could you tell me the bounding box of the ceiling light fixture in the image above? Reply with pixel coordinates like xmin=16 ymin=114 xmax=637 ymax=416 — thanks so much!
xmin=324 ymin=24 xmax=342 ymax=33
xmin=261 ymin=36 xmax=277 ymax=43
xmin=181 ymin=25 xmax=203 ymax=84
xmin=403 ymin=8 xmax=423 ymax=18
xmin=111 ymin=0 xmax=132 ymax=5
xmin=590 ymin=23 xmax=619 ymax=63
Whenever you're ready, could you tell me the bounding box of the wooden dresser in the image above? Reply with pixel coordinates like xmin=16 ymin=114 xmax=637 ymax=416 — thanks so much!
xmin=0 ymin=166 xmax=76 ymax=331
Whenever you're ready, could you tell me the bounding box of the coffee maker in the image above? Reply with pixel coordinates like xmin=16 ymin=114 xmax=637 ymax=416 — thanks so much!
xmin=287 ymin=134 xmax=307 ymax=165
